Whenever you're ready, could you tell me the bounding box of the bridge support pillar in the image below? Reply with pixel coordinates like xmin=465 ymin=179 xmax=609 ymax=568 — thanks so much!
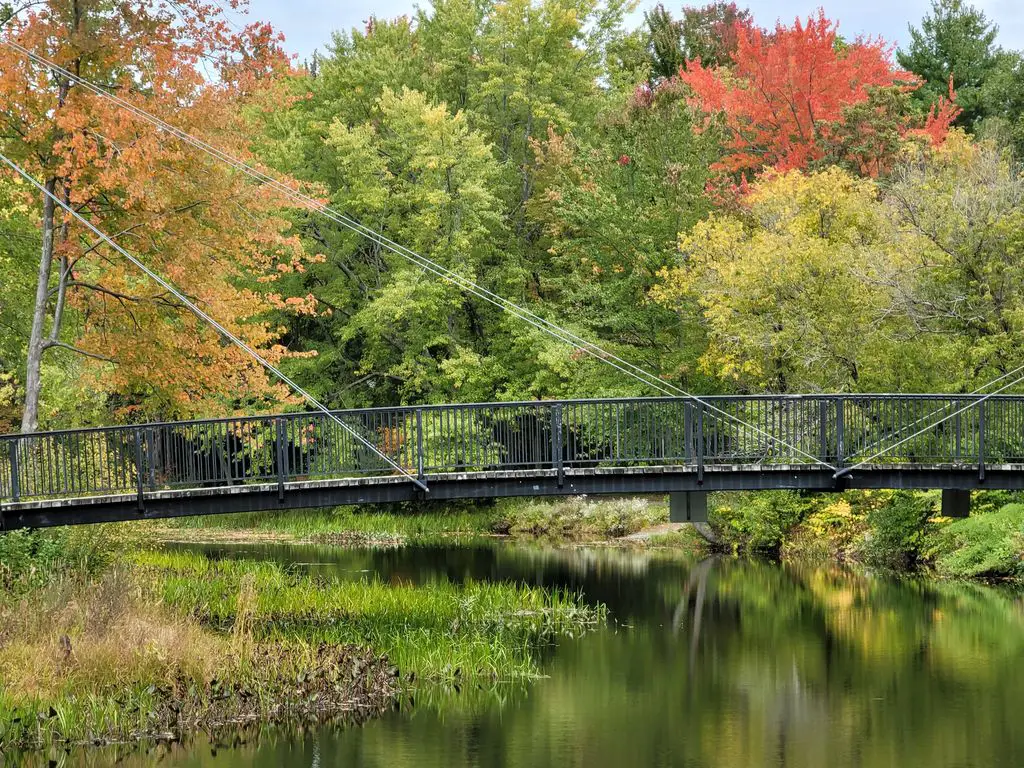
xmin=670 ymin=492 xmax=707 ymax=523
xmin=941 ymin=489 xmax=971 ymax=518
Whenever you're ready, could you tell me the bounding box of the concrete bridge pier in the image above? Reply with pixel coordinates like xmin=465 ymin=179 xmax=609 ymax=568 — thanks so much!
xmin=941 ymin=489 xmax=971 ymax=518
xmin=670 ymin=491 xmax=708 ymax=523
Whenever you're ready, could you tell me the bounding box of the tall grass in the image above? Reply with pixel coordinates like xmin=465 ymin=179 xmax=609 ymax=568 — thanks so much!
xmin=0 ymin=544 xmax=605 ymax=750
xmin=137 ymin=549 xmax=605 ymax=682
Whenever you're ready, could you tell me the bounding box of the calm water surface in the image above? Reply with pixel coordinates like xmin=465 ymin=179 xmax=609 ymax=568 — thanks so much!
xmin=87 ymin=542 xmax=1024 ymax=766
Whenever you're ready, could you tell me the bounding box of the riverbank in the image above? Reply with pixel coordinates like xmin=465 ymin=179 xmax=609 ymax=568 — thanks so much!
xmin=157 ymin=490 xmax=1024 ymax=581
xmin=4 ymin=489 xmax=1021 ymax=752
xmin=0 ymin=528 xmax=603 ymax=751
xmin=157 ymin=496 xmax=681 ymax=548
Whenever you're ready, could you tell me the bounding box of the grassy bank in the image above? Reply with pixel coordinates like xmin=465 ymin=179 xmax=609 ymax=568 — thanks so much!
xmin=160 ymin=496 xmax=672 ymax=546
xmin=0 ymin=530 xmax=604 ymax=751
xmin=708 ymin=489 xmax=1024 ymax=579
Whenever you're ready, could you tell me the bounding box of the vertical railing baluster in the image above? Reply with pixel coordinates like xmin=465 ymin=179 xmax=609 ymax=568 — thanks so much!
xmin=552 ymin=403 xmax=564 ymax=487
xmin=416 ymin=408 xmax=425 ymax=484
xmin=684 ymin=400 xmax=694 ymax=465
xmin=835 ymin=397 xmax=845 ymax=470
xmin=696 ymin=402 xmax=705 ymax=484
xmin=8 ymin=438 xmax=20 ymax=502
xmin=819 ymin=399 xmax=828 ymax=464
xmin=134 ymin=428 xmax=145 ymax=512
xmin=954 ymin=400 xmax=962 ymax=463
xmin=275 ymin=417 xmax=286 ymax=501
xmin=978 ymin=398 xmax=986 ymax=482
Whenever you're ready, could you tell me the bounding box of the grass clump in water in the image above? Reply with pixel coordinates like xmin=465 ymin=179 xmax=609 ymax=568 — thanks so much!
xmin=136 ymin=549 xmax=605 ymax=683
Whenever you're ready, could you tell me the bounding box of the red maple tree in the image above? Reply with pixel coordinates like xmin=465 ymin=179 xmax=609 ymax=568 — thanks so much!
xmin=678 ymin=10 xmax=958 ymax=178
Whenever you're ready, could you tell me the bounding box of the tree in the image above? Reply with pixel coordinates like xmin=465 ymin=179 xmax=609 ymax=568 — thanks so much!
xmin=526 ymin=83 xmax=721 ymax=396
xmin=885 ymin=133 xmax=1024 ymax=384
xmin=678 ymin=10 xmax=955 ymax=178
xmin=0 ymin=178 xmax=35 ymax=430
xmin=651 ymin=167 xmax=925 ymax=392
xmin=645 ymin=3 xmax=753 ymax=82
xmin=897 ymin=0 xmax=1002 ymax=129
xmin=259 ymin=0 xmax=640 ymax=405
xmin=678 ymin=2 xmax=752 ymax=68
xmin=979 ymin=52 xmax=1024 ymax=157
xmin=645 ymin=4 xmax=686 ymax=81
xmin=268 ymin=87 xmax=506 ymax=405
xmin=0 ymin=0 xmax=312 ymax=428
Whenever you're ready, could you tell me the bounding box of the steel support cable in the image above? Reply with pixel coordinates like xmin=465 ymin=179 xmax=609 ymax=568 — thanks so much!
xmin=834 ymin=370 xmax=1024 ymax=479
xmin=841 ymin=362 xmax=1024 ymax=467
xmin=0 ymin=40 xmax=838 ymax=471
xmin=0 ymin=151 xmax=428 ymax=492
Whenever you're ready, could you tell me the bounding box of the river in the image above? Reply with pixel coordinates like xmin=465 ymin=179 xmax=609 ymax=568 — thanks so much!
xmin=81 ymin=541 xmax=1024 ymax=767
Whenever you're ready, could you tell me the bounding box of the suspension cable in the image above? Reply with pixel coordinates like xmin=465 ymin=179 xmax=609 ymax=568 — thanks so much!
xmin=0 ymin=151 xmax=429 ymax=492
xmin=0 ymin=39 xmax=838 ymax=470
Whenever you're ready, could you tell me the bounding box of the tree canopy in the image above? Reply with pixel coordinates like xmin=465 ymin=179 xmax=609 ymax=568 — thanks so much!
xmin=1 ymin=0 xmax=1024 ymax=432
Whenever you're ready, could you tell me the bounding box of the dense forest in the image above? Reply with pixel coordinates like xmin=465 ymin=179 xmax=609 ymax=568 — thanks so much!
xmin=2 ymin=0 xmax=1024 ymax=433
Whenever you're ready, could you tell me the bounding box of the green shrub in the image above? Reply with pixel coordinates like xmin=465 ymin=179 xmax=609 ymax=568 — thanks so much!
xmin=709 ymin=491 xmax=818 ymax=555
xmin=0 ymin=524 xmax=133 ymax=592
xmin=499 ymin=496 xmax=666 ymax=539
xmin=969 ymin=491 xmax=1024 ymax=516
xmin=863 ymin=491 xmax=934 ymax=569
xmin=928 ymin=503 xmax=1024 ymax=579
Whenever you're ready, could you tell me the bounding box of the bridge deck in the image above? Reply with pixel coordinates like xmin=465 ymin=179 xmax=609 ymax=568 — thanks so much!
xmin=1 ymin=394 xmax=1021 ymax=529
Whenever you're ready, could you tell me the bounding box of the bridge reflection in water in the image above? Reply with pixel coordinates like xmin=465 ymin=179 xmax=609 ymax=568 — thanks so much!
xmin=2 ymin=395 xmax=1023 ymax=529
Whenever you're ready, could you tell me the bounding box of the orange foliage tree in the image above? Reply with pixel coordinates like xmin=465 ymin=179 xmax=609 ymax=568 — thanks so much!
xmin=677 ymin=10 xmax=959 ymax=178
xmin=0 ymin=0 xmax=316 ymax=430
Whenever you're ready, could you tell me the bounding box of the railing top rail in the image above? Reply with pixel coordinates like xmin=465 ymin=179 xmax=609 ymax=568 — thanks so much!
xmin=1 ymin=392 xmax=1020 ymax=442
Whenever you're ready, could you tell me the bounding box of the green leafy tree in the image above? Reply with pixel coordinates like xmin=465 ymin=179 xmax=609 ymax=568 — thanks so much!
xmin=527 ymin=84 xmax=720 ymax=396
xmin=645 ymin=3 xmax=753 ymax=81
xmin=261 ymin=0 xmax=640 ymax=405
xmin=272 ymin=88 xmax=506 ymax=404
xmin=644 ymin=4 xmax=685 ymax=80
xmin=898 ymin=0 xmax=1004 ymax=129
xmin=678 ymin=1 xmax=752 ymax=67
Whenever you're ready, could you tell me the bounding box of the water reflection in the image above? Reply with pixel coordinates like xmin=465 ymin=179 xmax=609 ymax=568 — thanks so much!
xmin=39 ymin=543 xmax=1024 ymax=767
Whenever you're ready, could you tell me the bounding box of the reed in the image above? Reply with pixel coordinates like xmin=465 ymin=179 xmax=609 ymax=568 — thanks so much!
xmin=0 ymin=547 xmax=604 ymax=751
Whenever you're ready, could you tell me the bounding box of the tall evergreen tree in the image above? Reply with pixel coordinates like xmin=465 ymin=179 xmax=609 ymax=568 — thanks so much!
xmin=897 ymin=0 xmax=1002 ymax=128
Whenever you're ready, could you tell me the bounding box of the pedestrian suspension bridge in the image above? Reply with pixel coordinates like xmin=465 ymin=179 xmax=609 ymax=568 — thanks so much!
xmin=1 ymin=393 xmax=1021 ymax=529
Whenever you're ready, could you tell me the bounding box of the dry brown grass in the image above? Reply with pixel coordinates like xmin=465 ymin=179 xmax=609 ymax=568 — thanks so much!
xmin=0 ymin=562 xmax=398 ymax=751
xmin=0 ymin=566 xmax=226 ymax=701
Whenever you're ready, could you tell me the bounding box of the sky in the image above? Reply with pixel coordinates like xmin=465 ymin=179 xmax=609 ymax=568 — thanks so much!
xmin=237 ymin=0 xmax=1024 ymax=64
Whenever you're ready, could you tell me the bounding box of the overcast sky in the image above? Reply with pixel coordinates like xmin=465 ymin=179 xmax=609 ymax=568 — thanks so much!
xmin=239 ymin=0 xmax=1024 ymax=64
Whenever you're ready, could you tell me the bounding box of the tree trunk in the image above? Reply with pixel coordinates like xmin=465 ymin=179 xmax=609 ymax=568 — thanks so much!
xmin=21 ymin=177 xmax=57 ymax=433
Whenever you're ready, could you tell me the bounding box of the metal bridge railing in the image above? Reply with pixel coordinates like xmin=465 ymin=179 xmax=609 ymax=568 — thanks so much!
xmin=1 ymin=395 xmax=1021 ymax=504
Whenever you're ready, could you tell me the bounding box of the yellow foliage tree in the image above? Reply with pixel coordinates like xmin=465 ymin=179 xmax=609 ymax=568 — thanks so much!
xmin=652 ymin=167 xmax=930 ymax=392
